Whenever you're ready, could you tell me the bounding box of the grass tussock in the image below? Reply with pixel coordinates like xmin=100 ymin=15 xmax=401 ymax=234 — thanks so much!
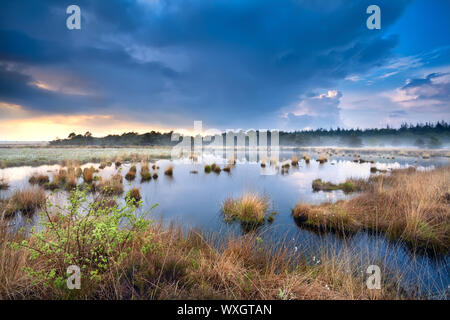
xmin=3 ymin=188 xmax=46 ymax=218
xmin=125 ymin=165 xmax=137 ymax=181
xmin=204 ymin=165 xmax=212 ymax=173
xmin=302 ymin=154 xmax=310 ymax=164
xmin=65 ymin=170 xmax=78 ymax=191
xmin=294 ymin=166 xmax=450 ymax=252
xmin=210 ymin=163 xmax=222 ymax=174
xmin=223 ymin=193 xmax=268 ymax=224
xmin=316 ymin=155 xmax=328 ymax=164
xmin=370 ymin=166 xmax=388 ymax=173
xmin=98 ymin=173 xmax=124 ymax=196
xmin=83 ymin=167 xmax=96 ymax=184
xmin=312 ymin=179 xmax=364 ymax=193
xmin=164 ymin=166 xmax=173 ymax=176
xmin=128 ymin=188 xmax=142 ymax=205
xmin=28 ymin=174 xmax=50 ymax=186
xmin=0 ymin=178 xmax=9 ymax=190
xmin=291 ymin=156 xmax=299 ymax=166
xmin=140 ymin=163 xmax=152 ymax=182
xmin=75 ymin=167 xmax=82 ymax=178
xmin=92 ymin=196 xmax=117 ymax=211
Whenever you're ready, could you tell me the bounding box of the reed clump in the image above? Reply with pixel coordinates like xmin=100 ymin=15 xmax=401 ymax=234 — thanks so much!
xmin=92 ymin=196 xmax=117 ymax=211
xmin=28 ymin=174 xmax=50 ymax=186
xmin=370 ymin=166 xmax=387 ymax=173
xmin=312 ymin=179 xmax=363 ymax=193
xmin=316 ymin=155 xmax=328 ymax=164
xmin=128 ymin=188 xmax=142 ymax=206
xmin=98 ymin=173 xmax=124 ymax=196
xmin=295 ymin=166 xmax=450 ymax=252
xmin=3 ymin=188 xmax=46 ymax=218
xmin=125 ymin=165 xmax=137 ymax=181
xmin=303 ymin=154 xmax=310 ymax=164
xmin=115 ymin=158 xmax=122 ymax=168
xmin=223 ymin=193 xmax=268 ymax=224
xmin=83 ymin=167 xmax=96 ymax=184
xmin=65 ymin=170 xmax=78 ymax=191
xmin=211 ymin=163 xmax=220 ymax=173
xmin=0 ymin=178 xmax=8 ymax=190
xmin=164 ymin=166 xmax=173 ymax=176
xmin=140 ymin=163 xmax=152 ymax=182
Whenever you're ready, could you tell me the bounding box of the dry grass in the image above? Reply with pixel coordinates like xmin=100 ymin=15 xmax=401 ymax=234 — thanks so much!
xmin=125 ymin=165 xmax=137 ymax=181
xmin=0 ymin=216 xmax=403 ymax=300
xmin=213 ymin=165 xmax=221 ymax=174
xmin=140 ymin=163 xmax=151 ymax=182
xmin=302 ymin=154 xmax=310 ymax=164
xmin=115 ymin=157 xmax=122 ymax=168
xmin=316 ymin=155 xmax=328 ymax=164
xmin=128 ymin=188 xmax=142 ymax=205
xmin=92 ymin=196 xmax=118 ymax=211
xmin=0 ymin=178 xmax=9 ymax=190
xmin=65 ymin=170 xmax=78 ymax=190
xmin=55 ymin=169 xmax=68 ymax=184
xmin=164 ymin=166 xmax=173 ymax=176
xmin=28 ymin=174 xmax=50 ymax=186
xmin=294 ymin=166 xmax=450 ymax=252
xmin=3 ymin=188 xmax=46 ymax=218
xmin=291 ymin=156 xmax=299 ymax=166
xmin=83 ymin=167 xmax=96 ymax=184
xmin=312 ymin=178 xmax=364 ymax=193
xmin=98 ymin=173 xmax=124 ymax=196
xmin=223 ymin=193 xmax=268 ymax=224
xmin=75 ymin=167 xmax=82 ymax=178
xmin=370 ymin=166 xmax=387 ymax=173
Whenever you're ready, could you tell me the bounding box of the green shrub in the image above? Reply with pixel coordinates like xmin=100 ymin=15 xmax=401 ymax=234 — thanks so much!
xmin=12 ymin=188 xmax=156 ymax=297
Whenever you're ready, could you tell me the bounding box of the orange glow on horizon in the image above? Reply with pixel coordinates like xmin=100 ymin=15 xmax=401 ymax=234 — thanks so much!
xmin=0 ymin=114 xmax=178 ymax=141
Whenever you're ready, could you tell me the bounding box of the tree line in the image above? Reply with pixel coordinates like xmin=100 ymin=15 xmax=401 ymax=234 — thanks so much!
xmin=50 ymin=121 xmax=450 ymax=148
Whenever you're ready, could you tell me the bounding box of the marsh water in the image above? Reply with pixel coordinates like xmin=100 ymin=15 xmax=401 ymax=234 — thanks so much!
xmin=1 ymin=149 xmax=449 ymax=298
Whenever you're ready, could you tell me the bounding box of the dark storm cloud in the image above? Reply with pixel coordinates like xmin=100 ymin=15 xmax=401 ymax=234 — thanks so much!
xmin=0 ymin=0 xmax=409 ymax=129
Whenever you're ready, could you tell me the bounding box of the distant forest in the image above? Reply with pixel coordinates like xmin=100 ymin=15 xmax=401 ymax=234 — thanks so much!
xmin=50 ymin=121 xmax=450 ymax=148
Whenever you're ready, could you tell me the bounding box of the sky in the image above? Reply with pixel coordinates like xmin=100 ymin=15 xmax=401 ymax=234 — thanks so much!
xmin=0 ymin=0 xmax=449 ymax=141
